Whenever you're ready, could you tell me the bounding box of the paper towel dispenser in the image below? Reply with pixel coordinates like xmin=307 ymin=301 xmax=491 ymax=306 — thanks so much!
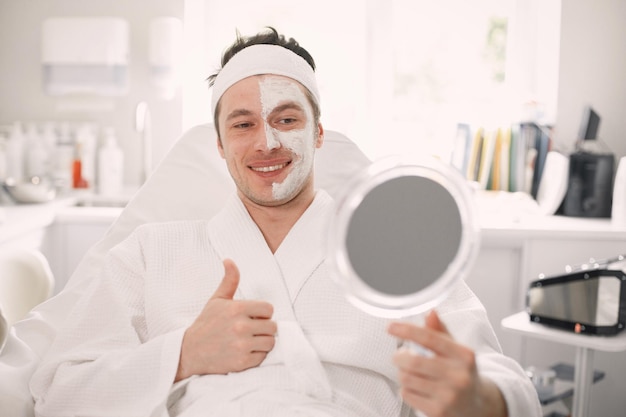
xmin=149 ymin=17 xmax=183 ymax=100
xmin=41 ymin=17 xmax=129 ymax=96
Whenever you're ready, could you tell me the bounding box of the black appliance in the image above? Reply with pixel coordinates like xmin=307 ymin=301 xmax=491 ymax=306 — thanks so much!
xmin=560 ymin=106 xmax=615 ymax=218
xmin=561 ymin=151 xmax=614 ymax=217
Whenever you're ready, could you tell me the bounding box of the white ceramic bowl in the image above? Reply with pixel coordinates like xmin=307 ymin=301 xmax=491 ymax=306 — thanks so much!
xmin=3 ymin=178 xmax=56 ymax=204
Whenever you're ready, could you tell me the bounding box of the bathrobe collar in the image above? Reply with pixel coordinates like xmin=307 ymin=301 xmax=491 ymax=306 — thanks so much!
xmin=207 ymin=190 xmax=334 ymax=319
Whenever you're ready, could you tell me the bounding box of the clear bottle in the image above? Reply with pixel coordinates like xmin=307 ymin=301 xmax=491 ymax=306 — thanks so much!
xmin=6 ymin=121 xmax=25 ymax=182
xmin=97 ymin=127 xmax=124 ymax=196
xmin=25 ymin=123 xmax=48 ymax=179
xmin=53 ymin=122 xmax=75 ymax=194
xmin=0 ymin=133 xmax=7 ymax=181
xmin=41 ymin=122 xmax=58 ymax=176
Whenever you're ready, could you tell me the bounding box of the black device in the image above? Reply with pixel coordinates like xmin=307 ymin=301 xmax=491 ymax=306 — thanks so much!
xmin=561 ymin=151 xmax=614 ymax=217
xmin=578 ymin=106 xmax=601 ymax=142
xmin=560 ymin=106 xmax=615 ymax=217
xmin=527 ymin=268 xmax=626 ymax=335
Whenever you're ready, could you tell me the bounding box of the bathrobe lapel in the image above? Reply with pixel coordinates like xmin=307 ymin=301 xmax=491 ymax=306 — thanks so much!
xmin=206 ymin=192 xmax=334 ymax=400
xmin=207 ymin=194 xmax=292 ymax=320
xmin=207 ymin=191 xmax=333 ymax=314
xmin=273 ymin=191 xmax=333 ymax=304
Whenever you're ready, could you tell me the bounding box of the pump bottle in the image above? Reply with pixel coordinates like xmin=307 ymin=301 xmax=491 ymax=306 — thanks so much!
xmin=98 ymin=127 xmax=124 ymax=196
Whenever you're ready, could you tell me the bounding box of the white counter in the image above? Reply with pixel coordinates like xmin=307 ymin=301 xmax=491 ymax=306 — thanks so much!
xmin=53 ymin=205 xmax=124 ymax=224
xmin=0 ymin=199 xmax=122 ymax=241
xmin=3 ymin=189 xmax=626 ymax=250
xmin=475 ymin=191 xmax=626 ymax=243
xmin=0 ymin=188 xmax=134 ymax=247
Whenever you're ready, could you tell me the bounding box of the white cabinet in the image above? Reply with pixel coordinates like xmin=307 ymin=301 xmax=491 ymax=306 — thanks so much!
xmin=466 ymin=244 xmax=524 ymax=358
xmin=0 ymin=201 xmax=121 ymax=296
xmin=45 ymin=207 xmax=120 ymax=294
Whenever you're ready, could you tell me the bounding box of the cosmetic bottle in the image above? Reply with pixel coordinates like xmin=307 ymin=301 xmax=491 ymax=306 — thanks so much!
xmin=97 ymin=127 xmax=124 ymax=196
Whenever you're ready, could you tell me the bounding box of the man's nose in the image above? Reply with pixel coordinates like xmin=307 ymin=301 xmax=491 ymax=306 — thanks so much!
xmin=255 ymin=123 xmax=281 ymax=151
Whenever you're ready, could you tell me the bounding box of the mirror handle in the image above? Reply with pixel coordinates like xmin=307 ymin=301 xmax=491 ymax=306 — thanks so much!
xmin=400 ymin=340 xmax=434 ymax=357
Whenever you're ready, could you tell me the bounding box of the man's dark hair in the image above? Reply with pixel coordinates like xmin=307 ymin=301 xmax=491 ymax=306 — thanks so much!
xmin=208 ymin=27 xmax=320 ymax=135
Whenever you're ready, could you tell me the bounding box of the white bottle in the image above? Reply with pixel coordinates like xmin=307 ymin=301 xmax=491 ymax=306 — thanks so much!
xmin=41 ymin=122 xmax=58 ymax=176
xmin=25 ymin=123 xmax=48 ymax=179
xmin=0 ymin=133 xmax=8 ymax=181
xmin=53 ymin=122 xmax=74 ymax=194
xmin=6 ymin=121 xmax=25 ymax=182
xmin=98 ymin=127 xmax=124 ymax=196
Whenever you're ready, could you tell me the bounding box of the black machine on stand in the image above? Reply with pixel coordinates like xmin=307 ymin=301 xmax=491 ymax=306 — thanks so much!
xmin=502 ymin=254 xmax=626 ymax=417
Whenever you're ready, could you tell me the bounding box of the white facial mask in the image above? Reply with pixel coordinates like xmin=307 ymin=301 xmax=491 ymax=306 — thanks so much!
xmin=259 ymin=77 xmax=316 ymax=201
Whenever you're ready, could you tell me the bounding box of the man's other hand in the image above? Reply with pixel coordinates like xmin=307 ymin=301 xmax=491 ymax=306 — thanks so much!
xmin=388 ymin=310 xmax=508 ymax=417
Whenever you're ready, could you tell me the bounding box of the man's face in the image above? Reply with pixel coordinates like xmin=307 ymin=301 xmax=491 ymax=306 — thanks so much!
xmin=217 ymin=74 xmax=323 ymax=207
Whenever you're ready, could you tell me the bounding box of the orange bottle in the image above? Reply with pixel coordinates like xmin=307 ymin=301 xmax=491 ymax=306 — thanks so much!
xmin=72 ymin=143 xmax=89 ymax=189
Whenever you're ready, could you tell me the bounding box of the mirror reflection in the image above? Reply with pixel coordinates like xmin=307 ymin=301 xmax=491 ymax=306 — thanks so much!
xmin=346 ymin=175 xmax=462 ymax=296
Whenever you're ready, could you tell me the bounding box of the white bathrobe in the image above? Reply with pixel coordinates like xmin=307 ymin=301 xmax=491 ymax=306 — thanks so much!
xmin=30 ymin=191 xmax=541 ymax=417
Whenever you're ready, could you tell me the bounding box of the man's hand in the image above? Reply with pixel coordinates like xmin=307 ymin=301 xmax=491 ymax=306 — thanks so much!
xmin=175 ymin=259 xmax=277 ymax=381
xmin=388 ymin=310 xmax=508 ymax=417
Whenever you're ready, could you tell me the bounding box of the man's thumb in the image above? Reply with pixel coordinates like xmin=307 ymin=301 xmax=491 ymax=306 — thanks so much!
xmin=211 ymin=259 xmax=240 ymax=300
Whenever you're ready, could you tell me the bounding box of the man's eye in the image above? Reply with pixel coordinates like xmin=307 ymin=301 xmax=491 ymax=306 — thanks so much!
xmin=233 ymin=122 xmax=251 ymax=129
xmin=278 ymin=117 xmax=297 ymax=125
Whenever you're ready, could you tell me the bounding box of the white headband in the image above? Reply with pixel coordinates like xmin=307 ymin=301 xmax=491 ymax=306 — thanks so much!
xmin=211 ymin=44 xmax=320 ymax=118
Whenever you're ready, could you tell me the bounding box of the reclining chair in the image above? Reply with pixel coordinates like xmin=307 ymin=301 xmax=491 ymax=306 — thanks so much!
xmin=0 ymin=123 xmax=371 ymax=416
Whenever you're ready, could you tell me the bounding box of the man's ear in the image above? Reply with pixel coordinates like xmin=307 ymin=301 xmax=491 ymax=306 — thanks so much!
xmin=316 ymin=123 xmax=324 ymax=149
xmin=217 ymin=136 xmax=225 ymax=159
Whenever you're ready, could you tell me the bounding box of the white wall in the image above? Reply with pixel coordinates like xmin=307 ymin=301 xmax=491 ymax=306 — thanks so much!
xmin=556 ymin=0 xmax=626 ymax=158
xmin=0 ymin=0 xmax=185 ymax=187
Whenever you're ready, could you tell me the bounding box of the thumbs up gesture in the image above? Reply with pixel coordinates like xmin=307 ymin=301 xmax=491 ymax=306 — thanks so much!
xmin=175 ymin=259 xmax=277 ymax=381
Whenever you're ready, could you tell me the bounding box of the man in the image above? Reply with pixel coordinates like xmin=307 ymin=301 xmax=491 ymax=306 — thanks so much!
xmin=30 ymin=28 xmax=541 ymax=417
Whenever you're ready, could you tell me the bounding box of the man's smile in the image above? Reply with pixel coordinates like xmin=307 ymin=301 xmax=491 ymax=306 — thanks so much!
xmin=250 ymin=162 xmax=290 ymax=173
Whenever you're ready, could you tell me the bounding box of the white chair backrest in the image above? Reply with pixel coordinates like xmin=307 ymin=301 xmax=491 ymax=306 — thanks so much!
xmin=0 ymin=249 xmax=54 ymax=326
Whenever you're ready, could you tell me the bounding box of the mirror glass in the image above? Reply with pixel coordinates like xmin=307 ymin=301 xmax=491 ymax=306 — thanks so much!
xmin=328 ymin=156 xmax=480 ymax=318
xmin=528 ymin=275 xmax=622 ymax=326
xmin=346 ymin=176 xmax=462 ymax=295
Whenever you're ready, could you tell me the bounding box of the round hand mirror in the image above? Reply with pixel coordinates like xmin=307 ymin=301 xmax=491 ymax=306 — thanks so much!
xmin=328 ymin=155 xmax=481 ymax=318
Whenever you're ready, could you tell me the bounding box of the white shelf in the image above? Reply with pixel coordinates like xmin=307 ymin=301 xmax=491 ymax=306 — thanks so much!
xmin=502 ymin=311 xmax=626 ymax=352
